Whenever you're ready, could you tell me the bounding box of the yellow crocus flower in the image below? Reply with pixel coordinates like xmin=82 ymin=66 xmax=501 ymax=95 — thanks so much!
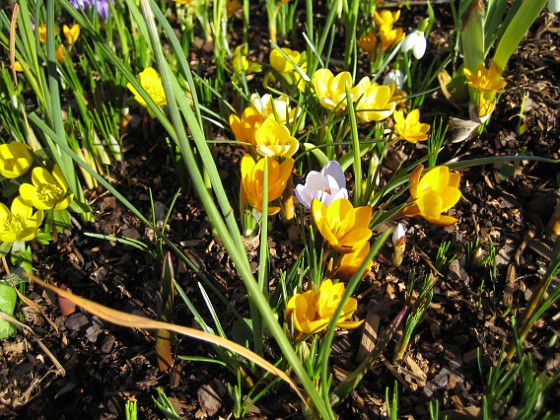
xmin=331 ymin=242 xmax=372 ymax=280
xmin=312 ymin=198 xmax=372 ymax=253
xmin=240 ymin=155 xmax=293 ymax=214
xmin=402 ymin=165 xmax=462 ymax=226
xmin=393 ymin=109 xmax=430 ymax=143
xmin=374 ymin=9 xmax=401 ymax=27
xmin=352 ymin=77 xmax=395 ymax=122
xmin=379 ymin=25 xmax=404 ymax=52
xmin=127 ymin=67 xmax=167 ymax=109
xmin=357 ymin=31 xmax=377 ymax=58
xmin=312 ymin=68 xmax=353 ymax=111
xmin=63 ymin=23 xmax=80 ymax=45
xmin=269 ymin=47 xmax=302 ymax=73
xmin=286 ymin=279 xmax=363 ymax=337
xmin=38 ymin=23 xmax=59 ymax=44
xmin=463 ymin=64 xmax=507 ymax=93
xmin=254 ymin=117 xmax=299 ymax=158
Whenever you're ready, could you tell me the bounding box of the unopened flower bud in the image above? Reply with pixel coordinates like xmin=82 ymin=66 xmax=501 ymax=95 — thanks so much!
xmin=392 ymin=223 xmax=406 ymax=266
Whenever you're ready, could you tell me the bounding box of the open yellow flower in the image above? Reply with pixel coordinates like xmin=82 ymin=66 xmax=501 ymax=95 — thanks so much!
xmin=127 ymin=67 xmax=167 ymax=109
xmin=270 ymin=47 xmax=301 ymax=73
xmin=254 ymin=117 xmax=299 ymax=158
xmin=402 ymin=165 xmax=462 ymax=226
xmin=63 ymin=23 xmax=80 ymax=45
xmin=0 ymin=196 xmax=44 ymax=243
xmin=464 ymin=64 xmax=507 ymax=93
xmin=312 ymin=198 xmax=372 ymax=253
xmin=0 ymin=141 xmax=33 ymax=179
xmin=374 ymin=9 xmax=401 ymax=27
xmin=240 ymin=155 xmax=293 ymax=214
xmin=352 ymin=77 xmax=395 ymax=122
xmin=393 ymin=109 xmax=430 ymax=143
xmin=357 ymin=31 xmax=377 ymax=58
xmin=312 ymin=69 xmax=353 ymax=111
xmin=286 ymin=279 xmax=363 ymax=337
xmin=19 ymin=165 xmax=74 ymax=211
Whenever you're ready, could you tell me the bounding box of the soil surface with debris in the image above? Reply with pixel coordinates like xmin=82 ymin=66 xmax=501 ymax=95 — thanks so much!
xmin=1 ymin=4 xmax=560 ymax=419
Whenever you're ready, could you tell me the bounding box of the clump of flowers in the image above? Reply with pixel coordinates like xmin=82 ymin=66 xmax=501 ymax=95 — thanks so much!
xmin=229 ymin=94 xmax=299 ymax=147
xmin=70 ymin=0 xmax=111 ymax=22
xmin=402 ymin=165 xmax=462 ymax=226
xmin=286 ymin=279 xmax=363 ymax=338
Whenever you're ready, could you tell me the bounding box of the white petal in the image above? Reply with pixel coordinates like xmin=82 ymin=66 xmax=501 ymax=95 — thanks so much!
xmin=295 ymin=184 xmax=312 ymax=208
xmin=392 ymin=223 xmax=406 ymax=245
xmin=413 ymin=36 xmax=427 ymax=59
xmin=321 ymin=161 xmax=346 ymax=189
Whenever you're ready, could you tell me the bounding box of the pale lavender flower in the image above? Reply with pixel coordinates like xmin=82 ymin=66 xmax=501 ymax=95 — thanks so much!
xmin=295 ymin=161 xmax=348 ymax=209
xmin=70 ymin=0 xmax=110 ymax=22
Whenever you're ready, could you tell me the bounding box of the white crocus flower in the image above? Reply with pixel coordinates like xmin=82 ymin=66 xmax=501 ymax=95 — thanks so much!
xmin=401 ymin=30 xmax=427 ymax=59
xmin=548 ymin=0 xmax=560 ymax=13
xmin=295 ymin=161 xmax=348 ymax=209
xmin=383 ymin=69 xmax=405 ymax=90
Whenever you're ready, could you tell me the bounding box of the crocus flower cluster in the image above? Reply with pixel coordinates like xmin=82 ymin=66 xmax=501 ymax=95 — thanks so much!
xmin=296 ymin=161 xmax=373 ymax=280
xmin=229 ymin=94 xmax=300 ymax=149
xmin=0 ymin=142 xmax=74 ymax=244
xmin=357 ymin=10 xmax=404 ymax=59
xmin=286 ymin=279 xmax=363 ymax=338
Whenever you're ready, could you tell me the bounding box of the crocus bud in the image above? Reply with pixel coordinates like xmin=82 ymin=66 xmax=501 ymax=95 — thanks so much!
xmin=391 ymin=223 xmax=406 ymax=266
xmin=548 ymin=0 xmax=560 ymax=12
